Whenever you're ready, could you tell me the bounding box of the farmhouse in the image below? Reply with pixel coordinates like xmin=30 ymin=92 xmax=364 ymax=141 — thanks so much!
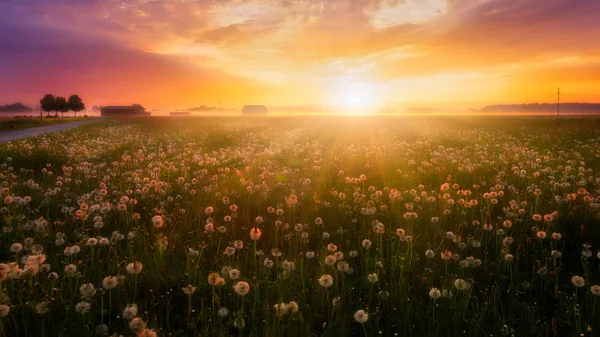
xmin=242 ymin=105 xmax=268 ymax=115
xmin=100 ymin=104 xmax=150 ymax=117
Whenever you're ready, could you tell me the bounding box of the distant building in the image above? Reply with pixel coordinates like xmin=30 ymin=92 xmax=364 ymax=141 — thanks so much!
xmin=100 ymin=104 xmax=150 ymax=117
xmin=170 ymin=111 xmax=191 ymax=116
xmin=242 ymin=105 xmax=268 ymax=115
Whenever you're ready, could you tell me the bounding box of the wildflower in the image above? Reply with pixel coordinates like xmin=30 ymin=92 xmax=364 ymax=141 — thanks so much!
xmin=362 ymin=239 xmax=372 ymax=249
xmin=233 ymin=317 xmax=246 ymax=329
xmin=129 ymin=317 xmax=145 ymax=331
xmin=590 ymin=285 xmax=600 ymax=296
xmin=223 ymin=246 xmax=236 ymax=256
xmin=441 ymin=250 xmax=452 ymax=260
xmin=10 ymin=243 xmax=23 ymax=253
xmin=123 ymin=304 xmax=139 ymax=319
xmin=80 ymin=283 xmax=96 ymax=298
xmin=273 ymin=303 xmax=289 ymax=317
xmin=126 ymin=262 xmax=143 ymax=274
xmin=228 ymin=269 xmax=241 ymax=280
xmin=288 ymin=301 xmax=299 ymax=313
xmin=281 ymin=260 xmax=295 ymax=272
xmin=429 ymin=288 xmax=442 ymax=299
xmin=425 ymin=249 xmax=435 ymax=258
xmin=208 ymin=272 xmax=225 ymax=286
xmin=263 ymin=258 xmax=274 ymax=268
xmin=454 ymin=279 xmax=468 ymax=291
xmin=151 ymin=215 xmax=163 ymax=228
xmin=250 ymin=227 xmax=262 ymax=240
xmin=572 ymin=276 xmax=585 ymax=288
xmin=318 ymin=274 xmax=334 ymax=288
xmin=95 ymin=324 xmax=108 ymax=335
xmin=354 ymin=309 xmax=369 ymax=323
xmin=551 ymin=250 xmax=562 ymax=258
xmin=233 ymin=281 xmax=250 ymax=296
xmin=217 ymin=307 xmax=229 ymax=317
xmin=75 ymin=302 xmax=91 ymax=314
xmin=324 ymin=255 xmax=336 ymax=266
xmin=372 ymin=222 xmax=385 ymax=234
xmin=182 ymin=285 xmax=196 ymax=295
xmin=103 ymin=276 xmax=118 ymax=289
xmin=64 ymin=264 xmax=77 ymax=276
xmin=367 ymin=273 xmax=378 ymax=283
xmin=271 ymin=248 xmax=282 ymax=257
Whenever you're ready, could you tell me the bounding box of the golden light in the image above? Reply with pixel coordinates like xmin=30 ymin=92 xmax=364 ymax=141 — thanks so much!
xmin=331 ymin=81 xmax=381 ymax=114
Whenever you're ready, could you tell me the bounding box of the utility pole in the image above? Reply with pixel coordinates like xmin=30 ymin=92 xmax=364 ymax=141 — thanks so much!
xmin=557 ymin=87 xmax=560 ymax=116
xmin=39 ymin=106 xmax=42 ymax=123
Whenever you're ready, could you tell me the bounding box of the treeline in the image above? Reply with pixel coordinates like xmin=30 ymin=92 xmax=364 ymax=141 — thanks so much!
xmin=0 ymin=103 xmax=33 ymax=113
xmin=40 ymin=94 xmax=85 ymax=118
xmin=478 ymin=103 xmax=600 ymax=113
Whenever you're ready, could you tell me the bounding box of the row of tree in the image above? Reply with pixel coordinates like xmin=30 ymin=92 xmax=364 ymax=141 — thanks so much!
xmin=40 ymin=94 xmax=85 ymax=118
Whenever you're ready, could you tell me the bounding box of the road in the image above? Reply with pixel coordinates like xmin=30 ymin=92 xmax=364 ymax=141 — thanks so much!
xmin=0 ymin=119 xmax=103 ymax=144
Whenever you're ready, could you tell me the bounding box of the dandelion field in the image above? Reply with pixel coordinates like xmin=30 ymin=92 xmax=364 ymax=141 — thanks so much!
xmin=1 ymin=116 xmax=600 ymax=336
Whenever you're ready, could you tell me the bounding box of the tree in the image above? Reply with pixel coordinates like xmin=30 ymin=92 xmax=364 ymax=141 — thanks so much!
xmin=55 ymin=97 xmax=69 ymax=118
xmin=40 ymin=94 xmax=56 ymax=117
xmin=68 ymin=95 xmax=85 ymax=117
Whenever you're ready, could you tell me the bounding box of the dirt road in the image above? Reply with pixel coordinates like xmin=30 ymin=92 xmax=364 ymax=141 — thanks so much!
xmin=0 ymin=119 xmax=103 ymax=144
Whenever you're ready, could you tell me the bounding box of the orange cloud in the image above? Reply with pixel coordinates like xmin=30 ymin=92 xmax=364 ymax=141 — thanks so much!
xmin=1 ymin=0 xmax=600 ymax=110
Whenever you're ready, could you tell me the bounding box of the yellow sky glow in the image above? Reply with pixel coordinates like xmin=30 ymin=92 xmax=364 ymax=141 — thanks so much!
xmin=1 ymin=0 xmax=600 ymax=112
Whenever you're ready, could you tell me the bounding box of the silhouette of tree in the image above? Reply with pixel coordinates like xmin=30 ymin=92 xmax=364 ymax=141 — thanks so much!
xmin=68 ymin=95 xmax=85 ymax=117
xmin=40 ymin=94 xmax=56 ymax=117
xmin=55 ymin=96 xmax=69 ymax=118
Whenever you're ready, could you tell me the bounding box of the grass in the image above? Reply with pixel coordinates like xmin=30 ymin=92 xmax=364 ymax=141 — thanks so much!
xmin=0 ymin=116 xmax=600 ymax=336
xmin=0 ymin=116 xmax=93 ymax=131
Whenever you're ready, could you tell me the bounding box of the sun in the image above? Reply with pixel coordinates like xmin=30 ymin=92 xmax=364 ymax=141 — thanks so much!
xmin=331 ymin=81 xmax=380 ymax=114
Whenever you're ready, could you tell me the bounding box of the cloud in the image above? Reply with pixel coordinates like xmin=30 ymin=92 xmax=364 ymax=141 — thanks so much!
xmin=0 ymin=19 xmax=264 ymax=108
xmin=199 ymin=19 xmax=284 ymax=45
xmin=2 ymin=0 xmax=600 ymax=108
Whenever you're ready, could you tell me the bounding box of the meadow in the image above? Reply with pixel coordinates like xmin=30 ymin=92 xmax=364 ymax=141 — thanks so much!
xmin=1 ymin=116 xmax=600 ymax=336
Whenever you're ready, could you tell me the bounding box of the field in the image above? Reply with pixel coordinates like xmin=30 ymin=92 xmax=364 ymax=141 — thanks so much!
xmin=1 ymin=116 xmax=600 ymax=336
xmin=0 ymin=117 xmax=92 ymax=131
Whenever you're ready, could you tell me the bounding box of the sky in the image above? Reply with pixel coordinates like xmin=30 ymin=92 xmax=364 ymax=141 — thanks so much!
xmin=1 ymin=0 xmax=600 ymax=112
